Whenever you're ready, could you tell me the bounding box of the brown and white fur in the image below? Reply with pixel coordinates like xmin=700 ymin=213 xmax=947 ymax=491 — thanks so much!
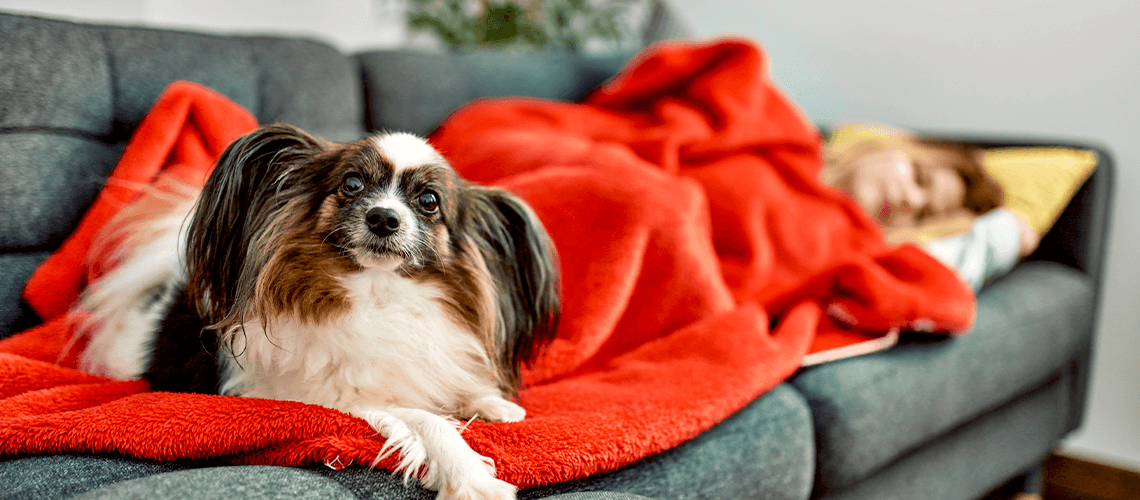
xmin=76 ymin=124 xmax=561 ymax=500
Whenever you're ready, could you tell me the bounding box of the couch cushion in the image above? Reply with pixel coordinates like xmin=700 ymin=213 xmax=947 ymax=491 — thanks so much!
xmin=0 ymin=456 xmax=359 ymax=500
xmin=0 ymin=134 xmax=125 ymax=251
xmin=75 ymin=466 xmax=357 ymax=500
xmin=0 ymin=455 xmax=186 ymax=500
xmin=0 ymin=252 xmax=48 ymax=338
xmin=1 ymin=13 xmax=362 ymax=142
xmin=101 ymin=26 xmax=259 ymax=130
xmin=101 ymin=26 xmax=363 ymax=143
xmin=819 ymin=375 xmax=1071 ymax=500
xmin=791 ymin=261 xmax=1094 ymax=492
xmin=357 ymin=50 xmax=633 ymax=137
xmin=0 ymin=14 xmax=113 ymax=135
xmin=245 ymin=36 xmax=364 ymax=143
xmin=0 ymin=455 xmax=660 ymax=500
xmin=521 ymin=383 xmax=815 ymax=500
xmin=0 ymin=12 xmax=364 ymax=246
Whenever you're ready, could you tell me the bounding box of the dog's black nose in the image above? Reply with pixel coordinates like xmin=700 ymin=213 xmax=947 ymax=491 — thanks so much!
xmin=366 ymin=207 xmax=401 ymax=236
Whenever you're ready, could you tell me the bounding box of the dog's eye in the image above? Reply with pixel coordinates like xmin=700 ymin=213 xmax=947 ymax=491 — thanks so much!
xmin=342 ymin=173 xmax=364 ymax=196
xmin=417 ymin=191 xmax=440 ymax=214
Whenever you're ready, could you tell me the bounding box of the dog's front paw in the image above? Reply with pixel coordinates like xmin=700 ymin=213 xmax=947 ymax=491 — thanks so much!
xmin=438 ymin=474 xmax=516 ymax=500
xmin=354 ymin=408 xmax=428 ymax=477
xmin=465 ymin=395 xmax=526 ymax=423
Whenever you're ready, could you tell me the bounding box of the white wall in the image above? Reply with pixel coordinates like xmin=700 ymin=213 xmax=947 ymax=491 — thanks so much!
xmin=4 ymin=0 xmax=1137 ymax=472
xmin=668 ymin=0 xmax=1140 ymax=471
xmin=0 ymin=0 xmax=406 ymax=51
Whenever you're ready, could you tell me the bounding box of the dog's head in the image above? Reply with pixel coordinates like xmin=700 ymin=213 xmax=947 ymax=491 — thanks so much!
xmin=186 ymin=124 xmax=559 ymax=391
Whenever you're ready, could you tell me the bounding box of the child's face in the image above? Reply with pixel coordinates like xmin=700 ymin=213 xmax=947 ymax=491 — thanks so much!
xmin=847 ymin=148 xmax=966 ymax=227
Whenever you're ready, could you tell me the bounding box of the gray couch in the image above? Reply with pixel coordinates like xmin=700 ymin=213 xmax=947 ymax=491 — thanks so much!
xmin=0 ymin=10 xmax=1113 ymax=500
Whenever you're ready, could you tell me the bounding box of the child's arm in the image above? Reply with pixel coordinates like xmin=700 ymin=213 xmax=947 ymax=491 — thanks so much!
xmin=923 ymin=208 xmax=1039 ymax=292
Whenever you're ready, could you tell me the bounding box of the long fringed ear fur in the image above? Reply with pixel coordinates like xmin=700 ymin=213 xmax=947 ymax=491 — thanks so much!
xmin=464 ymin=186 xmax=561 ymax=392
xmin=185 ymin=123 xmax=326 ymax=333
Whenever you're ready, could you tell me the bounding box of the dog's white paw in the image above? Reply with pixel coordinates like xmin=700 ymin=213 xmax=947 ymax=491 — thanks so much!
xmin=466 ymin=395 xmax=526 ymax=423
xmin=438 ymin=474 xmax=517 ymax=500
xmin=352 ymin=406 xmax=515 ymax=500
xmin=356 ymin=408 xmax=429 ymax=479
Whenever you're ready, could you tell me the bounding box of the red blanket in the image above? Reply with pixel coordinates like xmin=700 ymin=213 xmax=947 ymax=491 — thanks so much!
xmin=0 ymin=40 xmax=974 ymax=488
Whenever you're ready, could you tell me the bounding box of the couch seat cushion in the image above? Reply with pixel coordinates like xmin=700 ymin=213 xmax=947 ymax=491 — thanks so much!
xmin=791 ymin=261 xmax=1094 ymax=492
xmin=520 ymin=382 xmax=815 ymax=500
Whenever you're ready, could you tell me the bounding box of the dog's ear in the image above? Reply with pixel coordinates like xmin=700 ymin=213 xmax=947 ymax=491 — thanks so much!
xmin=186 ymin=123 xmax=326 ymax=330
xmin=464 ymin=186 xmax=561 ymax=390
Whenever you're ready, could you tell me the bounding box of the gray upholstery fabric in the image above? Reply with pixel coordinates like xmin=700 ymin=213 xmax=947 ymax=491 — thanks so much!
xmin=308 ymin=465 xmax=662 ymax=499
xmin=0 ymin=454 xmax=440 ymax=500
xmin=74 ymin=466 xmax=356 ymax=500
xmin=521 ymin=384 xmax=815 ymax=500
xmin=0 ymin=134 xmax=125 ymax=251
xmin=818 ymin=375 xmax=1070 ymax=500
xmin=0 ymin=252 xmax=47 ymax=337
xmin=0 ymin=13 xmax=362 ymax=142
xmin=792 ymin=261 xmax=1094 ymax=492
xmin=0 ymin=455 xmax=187 ymax=500
xmin=1028 ymin=146 xmax=1114 ymax=280
xmin=0 ymin=455 xmax=660 ymax=500
xmin=99 ymin=25 xmax=363 ymax=143
xmin=357 ymin=50 xmax=633 ymax=137
xmin=243 ymin=36 xmax=365 ymax=143
xmin=102 ymin=27 xmax=257 ymax=131
xmin=0 ymin=15 xmax=113 ymax=134
xmin=541 ymin=495 xmax=654 ymax=500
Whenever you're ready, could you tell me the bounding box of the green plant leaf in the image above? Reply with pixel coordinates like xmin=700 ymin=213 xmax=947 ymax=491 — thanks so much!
xmin=406 ymin=0 xmax=643 ymax=51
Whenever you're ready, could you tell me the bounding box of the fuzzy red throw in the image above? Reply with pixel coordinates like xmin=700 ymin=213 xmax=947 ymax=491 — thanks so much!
xmin=1 ymin=40 xmax=974 ymax=488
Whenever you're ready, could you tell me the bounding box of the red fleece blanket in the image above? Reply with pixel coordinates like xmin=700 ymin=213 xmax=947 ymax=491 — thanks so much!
xmin=1 ymin=40 xmax=974 ymax=487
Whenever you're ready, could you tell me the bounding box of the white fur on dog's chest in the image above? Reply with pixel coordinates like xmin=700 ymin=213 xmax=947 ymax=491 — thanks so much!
xmin=222 ymin=267 xmax=494 ymax=413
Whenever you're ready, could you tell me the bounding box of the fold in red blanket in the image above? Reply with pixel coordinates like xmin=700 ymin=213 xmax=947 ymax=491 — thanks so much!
xmin=1 ymin=39 xmax=975 ymax=487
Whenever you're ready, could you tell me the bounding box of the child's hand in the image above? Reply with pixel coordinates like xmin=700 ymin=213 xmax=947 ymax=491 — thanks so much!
xmin=1012 ymin=211 xmax=1040 ymax=257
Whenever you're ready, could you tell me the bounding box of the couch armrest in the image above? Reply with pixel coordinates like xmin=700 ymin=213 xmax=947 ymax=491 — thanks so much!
xmin=932 ymin=135 xmax=1113 ymax=434
xmin=1030 ymin=142 xmax=1114 ymax=283
xmin=956 ymin=136 xmax=1115 ymax=284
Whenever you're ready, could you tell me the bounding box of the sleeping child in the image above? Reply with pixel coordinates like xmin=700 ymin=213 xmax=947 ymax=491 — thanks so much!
xmin=823 ymin=124 xmax=1040 ymax=291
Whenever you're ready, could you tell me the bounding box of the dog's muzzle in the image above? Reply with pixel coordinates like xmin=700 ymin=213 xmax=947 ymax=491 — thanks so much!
xmin=366 ymin=207 xmax=401 ymax=237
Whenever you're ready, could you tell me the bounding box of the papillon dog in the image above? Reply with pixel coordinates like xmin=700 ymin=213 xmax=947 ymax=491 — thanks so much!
xmin=76 ymin=123 xmax=560 ymax=500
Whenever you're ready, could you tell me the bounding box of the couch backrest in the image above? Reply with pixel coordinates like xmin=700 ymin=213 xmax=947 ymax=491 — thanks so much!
xmin=357 ymin=49 xmax=634 ymax=138
xmin=0 ymin=12 xmax=363 ymax=336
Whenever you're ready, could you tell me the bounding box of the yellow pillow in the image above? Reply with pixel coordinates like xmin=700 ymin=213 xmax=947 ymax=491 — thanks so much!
xmin=981 ymin=147 xmax=1098 ymax=235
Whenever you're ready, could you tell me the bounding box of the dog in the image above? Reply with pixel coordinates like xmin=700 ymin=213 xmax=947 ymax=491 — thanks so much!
xmin=76 ymin=123 xmax=561 ymax=500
